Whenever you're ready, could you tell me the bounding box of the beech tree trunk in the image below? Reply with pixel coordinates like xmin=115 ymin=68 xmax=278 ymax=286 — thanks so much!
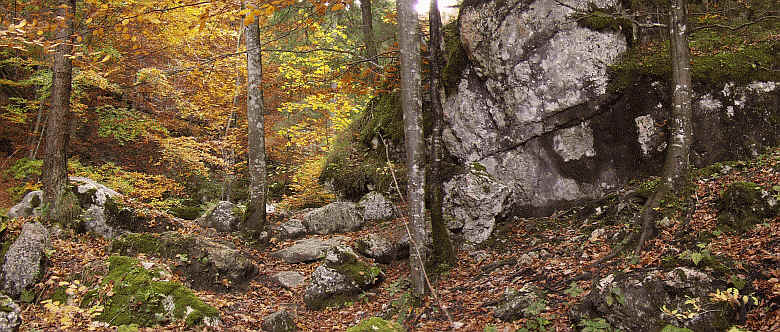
xmin=244 ymin=6 xmax=267 ymax=234
xmin=397 ymin=0 xmax=427 ymax=297
xmin=636 ymin=0 xmax=693 ymax=253
xmin=43 ymin=0 xmax=78 ymax=224
xmin=360 ymin=0 xmax=377 ymax=65
xmin=428 ymin=0 xmax=455 ymax=266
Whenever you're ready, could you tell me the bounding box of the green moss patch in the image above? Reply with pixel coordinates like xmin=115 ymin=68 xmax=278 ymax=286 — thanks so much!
xmin=82 ymin=256 xmax=219 ymax=327
xmin=347 ymin=317 xmax=405 ymax=332
xmin=320 ymin=92 xmax=407 ymax=200
xmin=442 ymin=21 xmax=469 ymax=95
xmin=716 ymin=182 xmax=775 ymax=233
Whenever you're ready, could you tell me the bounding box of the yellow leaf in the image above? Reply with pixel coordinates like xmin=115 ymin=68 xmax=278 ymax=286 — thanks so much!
xmin=99 ymin=54 xmax=111 ymax=63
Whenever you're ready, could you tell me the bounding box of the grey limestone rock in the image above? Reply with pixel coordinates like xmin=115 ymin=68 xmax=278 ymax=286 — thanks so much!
xmin=271 ymin=271 xmax=306 ymax=289
xmin=0 ymin=294 xmax=20 ymax=332
xmin=357 ymin=192 xmax=394 ymax=221
xmin=6 ymin=191 xmax=43 ymax=219
xmin=198 ymin=201 xmax=240 ymax=232
xmin=271 ymin=237 xmax=347 ymax=264
xmin=262 ymin=310 xmax=297 ymax=332
xmin=1 ymin=222 xmax=50 ymax=299
xmin=302 ymin=202 xmax=364 ymax=235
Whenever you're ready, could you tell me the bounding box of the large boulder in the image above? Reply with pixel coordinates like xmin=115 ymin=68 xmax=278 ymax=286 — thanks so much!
xmin=0 ymin=294 xmax=21 ymax=332
xmin=1 ymin=222 xmax=50 ymax=299
xmin=302 ymin=202 xmax=364 ymax=235
xmin=110 ymin=232 xmax=258 ymax=292
xmin=81 ymin=256 xmax=221 ymax=328
xmin=197 ymin=201 xmax=240 ymax=232
xmin=357 ymin=192 xmax=395 ymax=221
xmin=271 ymin=237 xmax=347 ymax=264
xmin=272 ymin=218 xmax=307 ymax=240
xmin=442 ymin=0 xmax=779 ymax=223
xmin=443 ymin=169 xmax=514 ymax=244
xmin=6 ymin=191 xmax=43 ymax=219
xmin=571 ymin=268 xmax=740 ymax=332
xmin=303 ymin=245 xmax=382 ymax=309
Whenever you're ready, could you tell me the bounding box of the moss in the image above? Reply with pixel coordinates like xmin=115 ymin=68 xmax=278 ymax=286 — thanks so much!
xmin=110 ymin=233 xmax=162 ymax=256
xmin=320 ymin=95 xmax=406 ymax=200
xmin=661 ymin=326 xmax=694 ymax=332
xmin=329 ymin=256 xmax=382 ymax=287
xmin=49 ymin=286 xmax=69 ymax=304
xmin=442 ymin=21 xmax=469 ymax=95
xmin=716 ymin=182 xmax=774 ymax=233
xmin=84 ymin=255 xmax=219 ymax=327
xmin=347 ymin=317 xmax=405 ymax=332
xmin=577 ymin=7 xmax=635 ymax=45
xmin=609 ymin=32 xmax=778 ymax=93
xmin=169 ymin=206 xmax=202 ymax=220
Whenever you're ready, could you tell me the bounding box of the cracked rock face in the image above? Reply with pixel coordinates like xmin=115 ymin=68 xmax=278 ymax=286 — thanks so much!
xmin=442 ymin=0 xmax=778 ymax=226
xmin=444 ymin=0 xmax=627 ymax=218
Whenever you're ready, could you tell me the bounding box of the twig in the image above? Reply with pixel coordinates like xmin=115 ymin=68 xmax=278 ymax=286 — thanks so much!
xmin=379 ymin=132 xmax=456 ymax=330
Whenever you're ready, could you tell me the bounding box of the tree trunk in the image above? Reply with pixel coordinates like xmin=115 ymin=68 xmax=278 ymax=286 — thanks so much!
xmin=244 ymin=4 xmax=267 ymax=235
xmin=43 ymin=0 xmax=78 ymax=224
xmin=398 ymin=0 xmax=427 ymax=297
xmin=636 ymin=0 xmax=693 ymax=253
xmin=428 ymin=0 xmax=455 ymax=267
xmin=360 ymin=0 xmax=378 ymax=65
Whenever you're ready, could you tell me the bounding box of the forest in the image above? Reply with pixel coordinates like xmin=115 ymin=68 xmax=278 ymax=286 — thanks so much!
xmin=0 ymin=0 xmax=778 ymax=331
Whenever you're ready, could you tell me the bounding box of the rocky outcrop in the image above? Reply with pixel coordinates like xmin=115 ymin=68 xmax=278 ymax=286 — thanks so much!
xmin=716 ymin=182 xmax=779 ymax=233
xmin=302 ymin=202 xmax=364 ymax=235
xmin=357 ymin=192 xmax=394 ymax=221
xmin=110 ymin=232 xmax=258 ymax=292
xmin=197 ymin=201 xmax=240 ymax=232
xmin=262 ymin=310 xmax=297 ymax=332
xmin=1 ymin=222 xmax=50 ymax=299
xmin=354 ymin=232 xmax=408 ymax=264
xmin=303 ymin=245 xmax=382 ymax=309
xmin=271 ymin=237 xmax=346 ymax=264
xmin=441 ymin=0 xmax=778 ymax=230
xmin=0 ymin=294 xmax=21 ymax=332
xmin=571 ymin=268 xmax=740 ymax=332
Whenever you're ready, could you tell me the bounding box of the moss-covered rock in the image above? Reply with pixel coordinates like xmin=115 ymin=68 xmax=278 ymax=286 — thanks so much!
xmin=716 ymin=182 xmax=777 ymax=233
xmin=109 ymin=232 xmax=258 ymax=292
xmin=442 ymin=21 xmax=469 ymax=95
xmin=320 ymin=92 xmax=406 ymax=200
xmin=303 ymin=245 xmax=382 ymax=310
xmin=169 ymin=205 xmax=202 ymax=220
xmin=82 ymin=256 xmax=220 ymax=328
xmin=346 ymin=317 xmax=404 ymax=332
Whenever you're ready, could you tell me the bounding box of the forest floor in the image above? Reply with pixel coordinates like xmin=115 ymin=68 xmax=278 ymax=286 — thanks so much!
xmin=7 ymin=148 xmax=780 ymax=332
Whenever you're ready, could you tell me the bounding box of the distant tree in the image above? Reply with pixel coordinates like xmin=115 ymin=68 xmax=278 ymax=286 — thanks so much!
xmin=360 ymin=0 xmax=378 ymax=65
xmin=397 ymin=0 xmax=427 ymax=297
xmin=43 ymin=0 xmax=79 ymax=224
xmin=244 ymin=0 xmax=267 ymax=235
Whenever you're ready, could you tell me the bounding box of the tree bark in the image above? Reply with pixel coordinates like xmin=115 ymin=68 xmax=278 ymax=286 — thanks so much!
xmin=398 ymin=0 xmax=427 ymax=297
xmin=360 ymin=0 xmax=378 ymax=65
xmin=636 ymin=0 xmax=693 ymax=253
xmin=428 ymin=0 xmax=455 ymax=267
xmin=244 ymin=4 xmax=267 ymax=235
xmin=43 ymin=0 xmax=78 ymax=224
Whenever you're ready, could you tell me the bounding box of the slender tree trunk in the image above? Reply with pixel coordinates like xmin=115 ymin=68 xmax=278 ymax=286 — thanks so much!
xmin=636 ymin=0 xmax=693 ymax=253
xmin=398 ymin=0 xmax=427 ymax=297
xmin=244 ymin=4 xmax=267 ymax=234
xmin=43 ymin=0 xmax=78 ymax=224
xmin=360 ymin=0 xmax=378 ymax=65
xmin=428 ymin=0 xmax=455 ymax=266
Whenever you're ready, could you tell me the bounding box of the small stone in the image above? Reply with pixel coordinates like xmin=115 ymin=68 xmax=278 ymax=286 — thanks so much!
xmin=261 ymin=310 xmax=296 ymax=332
xmin=271 ymin=271 xmax=306 ymax=289
xmin=589 ymin=228 xmax=606 ymax=242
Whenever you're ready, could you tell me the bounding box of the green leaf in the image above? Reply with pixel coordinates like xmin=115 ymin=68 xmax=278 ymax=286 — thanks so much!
xmin=690 ymin=252 xmax=703 ymax=266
